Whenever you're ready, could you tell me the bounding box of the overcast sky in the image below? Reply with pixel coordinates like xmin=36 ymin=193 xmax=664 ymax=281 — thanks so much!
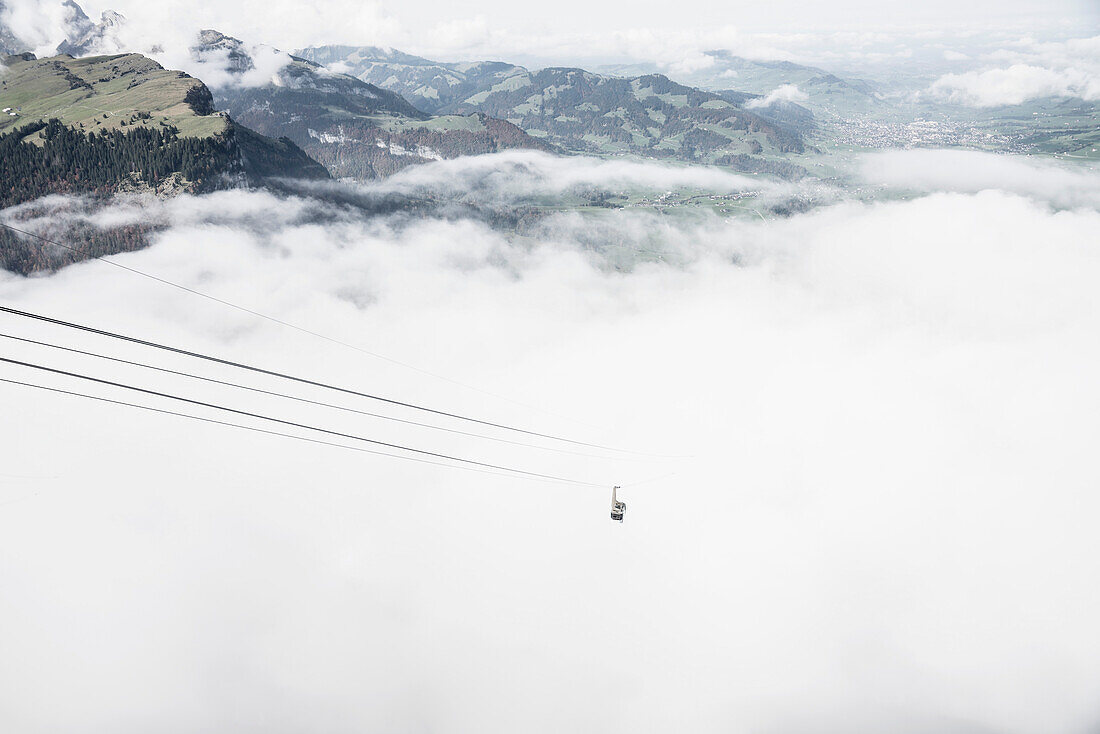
xmin=53 ymin=0 xmax=1100 ymax=62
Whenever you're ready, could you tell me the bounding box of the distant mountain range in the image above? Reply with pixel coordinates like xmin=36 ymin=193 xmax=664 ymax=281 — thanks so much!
xmin=598 ymin=52 xmax=885 ymax=118
xmin=298 ymin=45 xmax=811 ymax=176
xmin=0 ymin=0 xmax=883 ymax=217
xmin=197 ymin=31 xmax=551 ymax=179
xmin=3 ymin=2 xmax=828 ymax=180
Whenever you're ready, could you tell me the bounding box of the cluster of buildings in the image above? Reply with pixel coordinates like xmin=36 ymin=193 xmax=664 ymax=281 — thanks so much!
xmin=825 ymin=117 xmax=1015 ymax=151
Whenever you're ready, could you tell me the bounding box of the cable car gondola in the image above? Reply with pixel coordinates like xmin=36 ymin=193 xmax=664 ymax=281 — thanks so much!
xmin=611 ymin=485 xmax=626 ymax=523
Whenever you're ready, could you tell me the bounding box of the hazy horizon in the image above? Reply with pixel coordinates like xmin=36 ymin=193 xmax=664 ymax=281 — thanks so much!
xmin=5 ymin=0 xmax=1099 ymax=69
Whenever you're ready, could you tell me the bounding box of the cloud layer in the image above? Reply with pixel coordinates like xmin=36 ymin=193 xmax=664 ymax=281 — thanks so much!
xmin=2 ymin=151 xmax=1100 ymax=732
xmin=930 ymin=63 xmax=1100 ymax=105
xmin=860 ymin=148 xmax=1100 ymax=208
xmin=928 ymin=34 xmax=1100 ymax=105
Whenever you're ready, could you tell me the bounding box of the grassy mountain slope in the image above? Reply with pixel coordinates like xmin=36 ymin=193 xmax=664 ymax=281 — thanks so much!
xmin=0 ymin=52 xmax=328 ymax=186
xmin=204 ymin=32 xmax=552 ymax=179
xmin=0 ymin=51 xmax=328 ymax=273
xmin=0 ymin=52 xmax=228 ymax=138
xmin=297 ymin=46 xmax=808 ymax=176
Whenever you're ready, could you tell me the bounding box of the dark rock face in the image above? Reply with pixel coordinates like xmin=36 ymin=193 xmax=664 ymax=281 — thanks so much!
xmin=191 ymin=29 xmax=257 ymax=73
xmin=184 ymin=84 xmax=216 ymax=115
xmin=0 ymin=0 xmax=29 ymax=55
xmin=55 ymin=5 xmax=126 ymax=57
xmin=2 ymin=52 xmax=36 ymax=65
xmin=53 ymin=0 xmax=95 ymax=55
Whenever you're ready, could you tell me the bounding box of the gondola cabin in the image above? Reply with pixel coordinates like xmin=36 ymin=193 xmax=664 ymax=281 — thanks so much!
xmin=611 ymin=486 xmax=625 ymax=523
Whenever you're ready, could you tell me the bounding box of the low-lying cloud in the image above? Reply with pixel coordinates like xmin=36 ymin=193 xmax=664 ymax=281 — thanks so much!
xmin=2 ymin=151 xmax=1100 ymax=732
xmin=927 ymin=33 xmax=1100 ymax=106
xmin=929 ymin=63 xmax=1100 ymax=105
xmin=745 ymin=83 xmax=810 ymax=108
xmin=359 ymin=150 xmax=776 ymax=200
xmin=860 ymin=148 xmax=1100 ymax=209
xmin=166 ymin=41 xmax=293 ymax=90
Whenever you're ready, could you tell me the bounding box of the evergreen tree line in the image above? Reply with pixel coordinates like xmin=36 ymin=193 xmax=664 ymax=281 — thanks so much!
xmin=0 ymin=118 xmax=235 ymax=208
xmin=0 ymin=221 xmax=156 ymax=275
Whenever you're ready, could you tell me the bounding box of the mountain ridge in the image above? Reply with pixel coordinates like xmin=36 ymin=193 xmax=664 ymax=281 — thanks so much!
xmin=597 ymin=51 xmax=883 ymax=118
xmin=297 ymin=45 xmax=810 ymax=176
xmin=199 ymin=30 xmax=553 ymax=179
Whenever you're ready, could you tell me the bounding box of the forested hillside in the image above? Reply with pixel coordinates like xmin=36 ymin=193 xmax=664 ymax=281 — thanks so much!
xmin=0 ymin=51 xmax=329 ymax=274
xmin=0 ymin=119 xmax=232 ymax=206
xmin=0 ymin=52 xmax=329 ymax=192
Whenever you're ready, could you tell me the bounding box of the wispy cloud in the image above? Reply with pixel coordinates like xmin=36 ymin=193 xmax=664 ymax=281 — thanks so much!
xmin=860 ymin=149 xmax=1100 ymax=208
xmin=745 ymin=83 xmax=809 ymax=108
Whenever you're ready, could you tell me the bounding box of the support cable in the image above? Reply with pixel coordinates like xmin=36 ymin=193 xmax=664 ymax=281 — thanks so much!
xmin=0 ymin=219 xmax=601 ymax=428
xmin=0 ymin=330 xmax=627 ymax=460
xmin=0 ymin=355 xmax=606 ymax=487
xmin=0 ymin=376 xmax=600 ymax=487
xmin=0 ymin=304 xmax=645 ymax=454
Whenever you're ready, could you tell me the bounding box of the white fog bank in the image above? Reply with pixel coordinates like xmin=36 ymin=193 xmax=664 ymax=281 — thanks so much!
xmin=1 ymin=156 xmax=1100 ymax=733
